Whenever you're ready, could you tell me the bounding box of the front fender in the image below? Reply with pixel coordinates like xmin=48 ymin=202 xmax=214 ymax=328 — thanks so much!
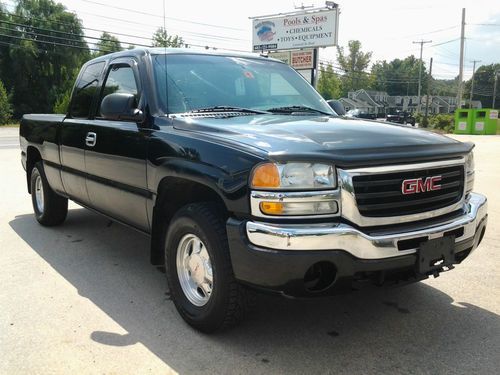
xmin=147 ymin=128 xmax=265 ymax=216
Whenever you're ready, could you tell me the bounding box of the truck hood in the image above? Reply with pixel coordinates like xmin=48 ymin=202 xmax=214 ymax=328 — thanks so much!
xmin=171 ymin=115 xmax=473 ymax=167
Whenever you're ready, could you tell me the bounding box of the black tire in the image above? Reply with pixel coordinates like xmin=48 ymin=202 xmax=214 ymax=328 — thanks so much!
xmin=164 ymin=202 xmax=247 ymax=332
xmin=30 ymin=162 xmax=68 ymax=226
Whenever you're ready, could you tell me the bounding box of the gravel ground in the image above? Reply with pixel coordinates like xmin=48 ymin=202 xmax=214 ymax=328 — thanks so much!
xmin=0 ymin=127 xmax=498 ymax=375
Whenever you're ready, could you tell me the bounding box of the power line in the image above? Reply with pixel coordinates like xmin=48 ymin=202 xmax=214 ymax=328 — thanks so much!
xmin=0 ymin=24 xmax=90 ymax=46
xmin=318 ymin=63 xmax=421 ymax=83
xmin=469 ymin=23 xmax=500 ymax=27
xmin=0 ymin=27 xmax=249 ymax=54
xmin=0 ymin=9 xmax=153 ymax=42
xmin=0 ymin=8 xmax=250 ymax=52
xmin=0 ymin=7 xmax=249 ymax=46
xmin=80 ymin=0 xmax=246 ymax=31
xmin=0 ymin=31 xmax=110 ymax=52
xmin=72 ymin=9 xmax=249 ymax=42
xmin=320 ymin=60 xmax=423 ymax=82
xmin=0 ymin=19 xmax=151 ymax=47
xmin=430 ymin=38 xmax=460 ymax=47
xmin=403 ymin=25 xmax=459 ymax=38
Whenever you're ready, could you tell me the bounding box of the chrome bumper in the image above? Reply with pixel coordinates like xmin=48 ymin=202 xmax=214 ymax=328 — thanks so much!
xmin=246 ymin=192 xmax=487 ymax=260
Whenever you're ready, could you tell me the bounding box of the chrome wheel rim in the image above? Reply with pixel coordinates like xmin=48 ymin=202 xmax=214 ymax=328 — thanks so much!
xmin=176 ymin=234 xmax=213 ymax=307
xmin=35 ymin=175 xmax=44 ymax=213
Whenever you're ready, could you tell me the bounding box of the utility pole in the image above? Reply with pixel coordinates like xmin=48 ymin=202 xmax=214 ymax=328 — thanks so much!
xmin=457 ymin=8 xmax=466 ymax=109
xmin=493 ymin=70 xmax=499 ymax=108
xmin=469 ymin=60 xmax=481 ymax=108
xmin=413 ymin=39 xmax=432 ymax=113
xmin=424 ymin=57 xmax=433 ymax=127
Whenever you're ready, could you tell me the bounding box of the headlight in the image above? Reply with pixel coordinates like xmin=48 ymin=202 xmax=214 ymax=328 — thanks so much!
xmin=251 ymin=162 xmax=337 ymax=190
xmin=250 ymin=162 xmax=339 ymax=217
xmin=465 ymin=152 xmax=475 ymax=194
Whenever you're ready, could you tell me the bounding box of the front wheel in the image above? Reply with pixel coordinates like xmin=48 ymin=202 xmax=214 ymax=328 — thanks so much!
xmin=164 ymin=202 xmax=247 ymax=332
xmin=30 ymin=162 xmax=68 ymax=226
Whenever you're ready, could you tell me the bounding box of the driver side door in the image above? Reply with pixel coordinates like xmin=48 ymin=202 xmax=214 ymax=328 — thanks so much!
xmin=84 ymin=58 xmax=150 ymax=232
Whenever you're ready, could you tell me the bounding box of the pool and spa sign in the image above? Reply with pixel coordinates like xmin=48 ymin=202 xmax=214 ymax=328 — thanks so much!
xmin=252 ymin=9 xmax=338 ymax=51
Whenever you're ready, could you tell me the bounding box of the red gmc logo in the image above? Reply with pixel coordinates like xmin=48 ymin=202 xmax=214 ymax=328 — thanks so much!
xmin=402 ymin=176 xmax=442 ymax=195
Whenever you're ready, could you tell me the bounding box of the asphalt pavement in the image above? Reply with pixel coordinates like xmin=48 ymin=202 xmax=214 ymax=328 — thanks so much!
xmin=0 ymin=126 xmax=499 ymax=374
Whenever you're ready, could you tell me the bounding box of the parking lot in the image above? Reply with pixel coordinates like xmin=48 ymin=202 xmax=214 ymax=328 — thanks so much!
xmin=0 ymin=126 xmax=499 ymax=374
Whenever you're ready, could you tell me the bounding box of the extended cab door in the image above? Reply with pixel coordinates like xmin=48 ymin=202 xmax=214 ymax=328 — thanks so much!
xmin=84 ymin=58 xmax=150 ymax=231
xmin=60 ymin=61 xmax=105 ymax=205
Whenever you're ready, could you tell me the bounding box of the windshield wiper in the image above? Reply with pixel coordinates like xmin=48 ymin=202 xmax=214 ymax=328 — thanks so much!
xmin=188 ymin=106 xmax=270 ymax=115
xmin=266 ymin=105 xmax=333 ymax=116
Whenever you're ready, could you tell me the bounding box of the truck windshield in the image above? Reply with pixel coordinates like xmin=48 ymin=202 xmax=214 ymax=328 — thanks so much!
xmin=152 ymin=54 xmax=334 ymax=116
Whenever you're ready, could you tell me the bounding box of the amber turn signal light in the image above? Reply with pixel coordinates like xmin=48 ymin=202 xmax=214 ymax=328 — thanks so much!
xmin=251 ymin=163 xmax=280 ymax=188
xmin=259 ymin=201 xmax=284 ymax=215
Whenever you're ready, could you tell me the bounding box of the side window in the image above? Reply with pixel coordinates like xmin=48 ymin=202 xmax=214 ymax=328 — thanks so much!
xmin=70 ymin=62 xmax=105 ymax=118
xmin=98 ymin=64 xmax=139 ymax=116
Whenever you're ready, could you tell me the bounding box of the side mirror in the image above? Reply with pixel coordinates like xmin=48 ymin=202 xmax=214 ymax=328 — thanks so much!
xmin=327 ymin=100 xmax=346 ymax=116
xmin=100 ymin=93 xmax=144 ymax=122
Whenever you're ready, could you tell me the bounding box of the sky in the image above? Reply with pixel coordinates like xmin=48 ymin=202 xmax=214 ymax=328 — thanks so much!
xmin=5 ymin=0 xmax=500 ymax=80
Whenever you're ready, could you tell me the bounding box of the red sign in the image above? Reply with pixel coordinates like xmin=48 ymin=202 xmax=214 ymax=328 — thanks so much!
xmin=291 ymin=50 xmax=314 ymax=69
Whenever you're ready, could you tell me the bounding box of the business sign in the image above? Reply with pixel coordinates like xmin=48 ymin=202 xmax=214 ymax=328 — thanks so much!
xmin=268 ymin=51 xmax=291 ymax=64
xmin=269 ymin=49 xmax=314 ymax=69
xmin=252 ymin=9 xmax=338 ymax=51
xmin=291 ymin=50 xmax=314 ymax=69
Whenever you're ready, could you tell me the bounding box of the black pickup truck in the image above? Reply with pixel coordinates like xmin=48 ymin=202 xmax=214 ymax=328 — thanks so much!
xmin=386 ymin=110 xmax=416 ymax=126
xmin=20 ymin=48 xmax=487 ymax=332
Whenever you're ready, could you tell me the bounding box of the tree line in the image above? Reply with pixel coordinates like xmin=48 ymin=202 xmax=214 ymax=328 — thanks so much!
xmin=0 ymin=0 xmax=183 ymax=124
xmin=317 ymin=40 xmax=499 ymax=110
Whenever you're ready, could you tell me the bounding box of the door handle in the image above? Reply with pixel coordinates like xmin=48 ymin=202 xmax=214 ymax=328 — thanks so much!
xmin=85 ymin=132 xmax=97 ymax=147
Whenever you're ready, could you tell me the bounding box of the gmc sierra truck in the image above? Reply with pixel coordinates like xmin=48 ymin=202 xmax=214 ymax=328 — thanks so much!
xmin=20 ymin=49 xmax=488 ymax=332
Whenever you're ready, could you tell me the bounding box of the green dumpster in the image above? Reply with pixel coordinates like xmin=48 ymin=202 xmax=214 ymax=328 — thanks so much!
xmin=454 ymin=109 xmax=473 ymax=134
xmin=472 ymin=109 xmax=498 ymax=135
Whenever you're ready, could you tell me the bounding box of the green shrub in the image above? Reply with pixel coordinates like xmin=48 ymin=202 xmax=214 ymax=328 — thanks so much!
xmin=414 ymin=112 xmax=424 ymax=126
xmin=430 ymin=114 xmax=454 ymax=133
xmin=0 ymin=80 xmax=13 ymax=124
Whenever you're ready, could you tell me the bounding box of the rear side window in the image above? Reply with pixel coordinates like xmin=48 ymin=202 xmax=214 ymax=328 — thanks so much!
xmin=70 ymin=62 xmax=105 ymax=118
xmin=98 ymin=64 xmax=139 ymax=116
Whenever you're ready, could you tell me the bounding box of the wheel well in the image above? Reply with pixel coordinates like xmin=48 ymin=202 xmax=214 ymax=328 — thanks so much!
xmin=150 ymin=177 xmax=229 ymax=265
xmin=26 ymin=146 xmax=42 ymax=193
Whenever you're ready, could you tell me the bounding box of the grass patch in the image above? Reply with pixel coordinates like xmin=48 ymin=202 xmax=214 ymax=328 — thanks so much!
xmin=0 ymin=122 xmax=19 ymax=127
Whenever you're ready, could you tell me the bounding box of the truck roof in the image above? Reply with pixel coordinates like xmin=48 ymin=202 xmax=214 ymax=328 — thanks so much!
xmin=87 ymin=47 xmax=283 ymax=65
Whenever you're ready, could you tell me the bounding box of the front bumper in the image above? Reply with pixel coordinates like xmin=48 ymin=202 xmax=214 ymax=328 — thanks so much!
xmin=227 ymin=193 xmax=487 ymax=297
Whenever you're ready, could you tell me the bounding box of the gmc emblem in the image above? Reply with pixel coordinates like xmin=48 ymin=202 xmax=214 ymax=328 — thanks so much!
xmin=402 ymin=176 xmax=442 ymax=195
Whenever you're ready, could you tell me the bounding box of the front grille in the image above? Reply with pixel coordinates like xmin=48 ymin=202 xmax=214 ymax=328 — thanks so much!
xmin=352 ymin=165 xmax=464 ymax=217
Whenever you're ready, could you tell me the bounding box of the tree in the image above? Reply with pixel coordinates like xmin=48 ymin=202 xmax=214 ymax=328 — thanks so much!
xmin=336 ymin=40 xmax=372 ymax=96
xmin=0 ymin=80 xmax=12 ymax=124
xmin=53 ymin=88 xmax=71 ymax=114
xmin=464 ymin=63 xmax=500 ymax=108
xmin=152 ymin=27 xmax=184 ymax=48
xmin=432 ymin=77 xmax=458 ymax=97
xmin=317 ymin=63 xmax=341 ymax=100
xmin=94 ymin=32 xmax=122 ymax=56
xmin=2 ymin=0 xmax=90 ymax=117
xmin=0 ymin=3 xmax=9 ymax=72
xmin=370 ymin=56 xmax=429 ymax=96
